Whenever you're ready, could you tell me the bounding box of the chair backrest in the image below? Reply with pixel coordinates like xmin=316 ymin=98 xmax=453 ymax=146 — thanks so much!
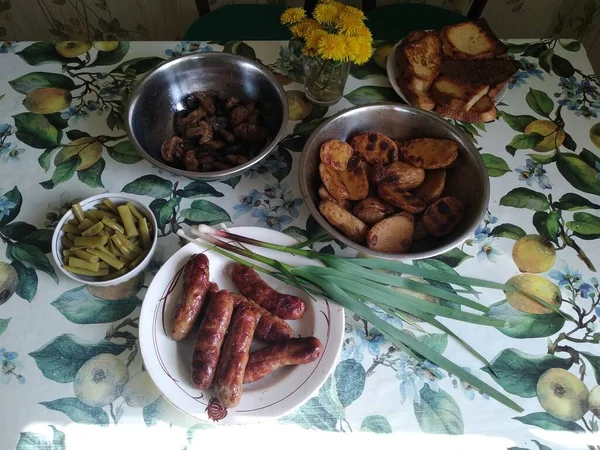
xmin=195 ymin=0 xmax=489 ymax=18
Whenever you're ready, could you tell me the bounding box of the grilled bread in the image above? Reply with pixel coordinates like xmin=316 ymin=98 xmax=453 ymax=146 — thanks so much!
xmin=396 ymin=76 xmax=436 ymax=110
xmin=439 ymin=59 xmax=520 ymax=86
xmin=430 ymin=76 xmax=490 ymax=111
xmin=436 ymin=94 xmax=497 ymax=122
xmin=441 ymin=19 xmax=508 ymax=60
xmin=397 ymin=31 xmax=441 ymax=92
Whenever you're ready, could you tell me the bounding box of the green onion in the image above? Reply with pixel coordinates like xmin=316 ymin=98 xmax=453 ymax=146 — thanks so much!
xmin=177 ymin=225 xmax=532 ymax=412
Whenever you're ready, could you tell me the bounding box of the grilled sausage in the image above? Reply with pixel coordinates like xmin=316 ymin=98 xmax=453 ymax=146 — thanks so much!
xmin=191 ymin=289 xmax=234 ymax=389
xmin=243 ymin=337 xmax=323 ymax=384
xmin=213 ymin=304 xmax=260 ymax=408
xmin=230 ymin=293 xmax=294 ymax=341
xmin=171 ymin=254 xmax=210 ymax=341
xmin=230 ymin=264 xmax=306 ymax=320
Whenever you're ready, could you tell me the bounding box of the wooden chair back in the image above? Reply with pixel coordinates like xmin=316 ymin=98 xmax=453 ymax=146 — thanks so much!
xmin=195 ymin=0 xmax=489 ymax=19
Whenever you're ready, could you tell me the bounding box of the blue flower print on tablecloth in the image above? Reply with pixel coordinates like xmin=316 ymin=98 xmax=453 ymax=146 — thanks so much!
xmin=473 ymin=211 xmax=498 ymax=242
xmin=549 ymin=260 xmax=583 ymax=288
xmin=395 ymin=355 xmax=444 ymax=405
xmin=451 ymin=367 xmax=489 ymax=401
xmin=341 ymin=319 xmax=387 ymax=363
xmin=0 ymin=41 xmax=17 ymax=54
xmin=233 ymin=189 xmax=262 ymax=219
xmin=265 ymin=183 xmax=304 ymax=218
xmin=515 ymin=158 xmax=552 ymax=189
xmin=556 ymin=76 xmax=599 ymax=118
xmin=508 ymin=58 xmax=544 ymax=89
xmin=60 ymin=100 xmax=103 ymax=125
xmin=0 ymin=348 xmax=25 ymax=385
xmin=477 ymin=237 xmax=505 ymax=262
xmin=165 ymin=42 xmax=213 ymax=58
xmin=99 ymin=81 xmax=128 ymax=101
xmin=245 ymin=152 xmax=287 ymax=179
xmin=0 ymin=190 xmax=16 ymax=221
xmin=0 ymin=142 xmax=25 ymax=163
xmin=251 ymin=207 xmax=293 ymax=231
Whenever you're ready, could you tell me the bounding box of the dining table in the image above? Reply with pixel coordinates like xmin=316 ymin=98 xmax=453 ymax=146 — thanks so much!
xmin=1 ymin=39 xmax=600 ymax=450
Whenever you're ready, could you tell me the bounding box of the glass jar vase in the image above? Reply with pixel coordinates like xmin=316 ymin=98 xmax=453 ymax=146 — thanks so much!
xmin=303 ymin=56 xmax=350 ymax=106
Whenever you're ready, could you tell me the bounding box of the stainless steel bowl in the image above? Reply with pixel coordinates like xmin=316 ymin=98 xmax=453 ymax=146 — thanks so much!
xmin=299 ymin=103 xmax=490 ymax=260
xmin=126 ymin=52 xmax=288 ymax=181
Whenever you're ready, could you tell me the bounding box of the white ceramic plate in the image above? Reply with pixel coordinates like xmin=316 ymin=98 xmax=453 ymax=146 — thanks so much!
xmin=386 ymin=38 xmax=507 ymax=108
xmin=139 ymin=226 xmax=345 ymax=424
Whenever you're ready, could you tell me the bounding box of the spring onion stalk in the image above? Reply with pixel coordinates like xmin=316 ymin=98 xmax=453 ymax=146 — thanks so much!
xmin=176 ymin=226 xmax=536 ymax=412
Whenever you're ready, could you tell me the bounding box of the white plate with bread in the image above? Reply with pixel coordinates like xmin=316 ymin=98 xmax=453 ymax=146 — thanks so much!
xmin=387 ymin=20 xmax=520 ymax=123
xmin=139 ymin=226 xmax=345 ymax=424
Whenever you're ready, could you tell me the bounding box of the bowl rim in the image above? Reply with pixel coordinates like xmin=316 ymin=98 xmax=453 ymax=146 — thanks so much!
xmin=298 ymin=102 xmax=490 ymax=260
xmin=51 ymin=193 xmax=158 ymax=286
xmin=125 ymin=51 xmax=289 ymax=180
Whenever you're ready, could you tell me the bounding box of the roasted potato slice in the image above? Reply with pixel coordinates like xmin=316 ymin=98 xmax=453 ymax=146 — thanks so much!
xmin=339 ymin=166 xmax=369 ymax=201
xmin=320 ymin=140 xmax=354 ymax=171
xmin=400 ymin=138 xmax=458 ymax=169
xmin=412 ymin=215 xmax=430 ymax=240
xmin=318 ymin=185 xmax=353 ymax=210
xmin=319 ymin=163 xmax=349 ymax=201
xmin=350 ymin=131 xmax=398 ymax=165
xmin=353 ymin=197 xmax=396 ymax=225
xmin=319 ymin=200 xmax=369 ymax=244
xmin=367 ymin=212 xmax=414 ymax=253
xmin=412 ymin=169 xmax=446 ymax=205
xmin=380 ymin=161 xmax=425 ymax=190
xmin=378 ymin=182 xmax=426 ymax=213
xmin=423 ymin=196 xmax=465 ymax=237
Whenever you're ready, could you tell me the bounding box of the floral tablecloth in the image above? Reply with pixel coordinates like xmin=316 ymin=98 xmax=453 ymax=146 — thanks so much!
xmin=1 ymin=39 xmax=600 ymax=450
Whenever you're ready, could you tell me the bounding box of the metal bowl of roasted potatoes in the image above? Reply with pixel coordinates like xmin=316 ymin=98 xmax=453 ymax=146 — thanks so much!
xmin=126 ymin=52 xmax=288 ymax=181
xmin=299 ymin=103 xmax=489 ymax=260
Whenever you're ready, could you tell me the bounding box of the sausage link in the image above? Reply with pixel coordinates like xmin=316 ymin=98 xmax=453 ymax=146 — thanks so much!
xmin=213 ymin=305 xmax=260 ymax=408
xmin=231 ymin=293 xmax=294 ymax=341
xmin=230 ymin=263 xmax=306 ymax=320
xmin=191 ymin=289 xmax=235 ymax=389
xmin=171 ymin=254 xmax=210 ymax=341
xmin=243 ymin=337 xmax=323 ymax=384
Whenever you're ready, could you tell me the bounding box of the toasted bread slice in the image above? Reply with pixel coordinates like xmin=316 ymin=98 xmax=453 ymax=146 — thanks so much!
xmin=441 ymin=19 xmax=508 ymax=60
xmin=439 ymin=59 xmax=520 ymax=86
xmin=406 ymin=30 xmax=428 ymax=43
xmin=430 ymin=76 xmax=490 ymax=111
xmin=436 ymin=95 xmax=497 ymax=123
xmin=488 ymin=81 xmax=507 ymax=99
xmin=396 ymin=31 xmax=441 ymax=92
xmin=396 ymin=77 xmax=436 ymax=110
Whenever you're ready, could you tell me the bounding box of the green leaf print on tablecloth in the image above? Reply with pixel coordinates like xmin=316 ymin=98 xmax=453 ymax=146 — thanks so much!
xmin=105 ymin=141 xmax=142 ymax=164
xmin=180 ymin=200 xmax=231 ymax=226
xmin=9 ymin=72 xmax=76 ymax=94
xmin=16 ymin=425 xmax=65 ymax=450
xmin=344 ymin=86 xmax=398 ymax=106
xmin=51 ymin=286 xmax=141 ymax=324
xmin=489 ymin=223 xmax=527 ymax=240
xmin=483 ymin=349 xmax=572 ymax=398
xmin=500 ymin=187 xmax=550 ymax=211
xmin=0 ymin=317 xmax=10 ymax=336
xmin=486 ymin=301 xmax=565 ymax=339
xmin=414 ymin=384 xmax=463 ymax=435
xmin=175 ymin=181 xmax=224 ymax=199
xmin=88 ymin=42 xmax=130 ymax=67
xmin=359 ymin=415 xmax=392 ymax=433
xmin=15 ymin=42 xmax=73 ymax=66
xmin=10 ymin=260 xmax=38 ymax=302
xmin=513 ymin=412 xmax=585 ymax=432
xmin=334 ymin=359 xmax=366 ymax=407
xmin=580 ymin=352 xmax=600 ymax=384
xmin=41 ymin=398 xmax=109 ymax=426
xmin=122 ymin=175 xmax=173 ymax=198
xmin=482 ymin=153 xmax=512 ymax=177
xmin=30 ymin=334 xmax=129 ymax=383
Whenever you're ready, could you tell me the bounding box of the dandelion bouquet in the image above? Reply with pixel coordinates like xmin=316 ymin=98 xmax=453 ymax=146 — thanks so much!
xmin=280 ymin=1 xmax=374 ymax=105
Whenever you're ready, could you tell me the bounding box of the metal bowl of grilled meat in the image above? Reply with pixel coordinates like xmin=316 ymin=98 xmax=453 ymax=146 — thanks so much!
xmin=126 ymin=52 xmax=288 ymax=181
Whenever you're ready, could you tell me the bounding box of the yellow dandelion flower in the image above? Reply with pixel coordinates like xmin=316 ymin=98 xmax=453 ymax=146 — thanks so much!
xmin=336 ymin=11 xmax=363 ymax=35
xmin=343 ymin=5 xmax=366 ymax=21
xmin=344 ymin=35 xmax=361 ymax=60
xmin=317 ymin=33 xmax=347 ymax=62
xmin=334 ymin=2 xmax=346 ymax=14
xmin=303 ymin=44 xmax=319 ymax=57
xmin=305 ymin=28 xmax=328 ymax=51
xmin=281 ymin=7 xmax=306 ymax=25
xmin=313 ymin=3 xmax=339 ymax=25
xmin=352 ymin=40 xmax=372 ymax=65
xmin=354 ymin=24 xmax=373 ymax=41
xmin=291 ymin=18 xmax=320 ymax=38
